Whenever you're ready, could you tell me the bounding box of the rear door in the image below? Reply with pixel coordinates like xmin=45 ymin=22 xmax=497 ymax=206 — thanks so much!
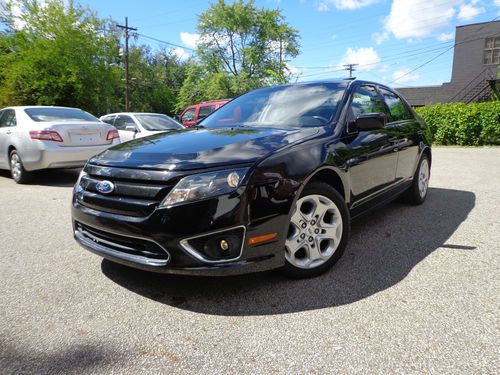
xmin=0 ymin=109 xmax=16 ymax=168
xmin=378 ymin=87 xmax=420 ymax=182
xmin=101 ymin=115 xmax=116 ymax=126
xmin=344 ymin=85 xmax=398 ymax=205
xmin=113 ymin=115 xmax=138 ymax=142
xmin=197 ymin=104 xmax=216 ymax=122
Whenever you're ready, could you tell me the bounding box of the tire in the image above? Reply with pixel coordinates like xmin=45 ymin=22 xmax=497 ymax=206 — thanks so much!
xmin=402 ymin=153 xmax=430 ymax=205
xmin=282 ymin=181 xmax=350 ymax=278
xmin=9 ymin=150 xmax=33 ymax=184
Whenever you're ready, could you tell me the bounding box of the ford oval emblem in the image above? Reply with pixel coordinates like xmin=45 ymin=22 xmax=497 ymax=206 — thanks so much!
xmin=96 ymin=180 xmax=114 ymax=194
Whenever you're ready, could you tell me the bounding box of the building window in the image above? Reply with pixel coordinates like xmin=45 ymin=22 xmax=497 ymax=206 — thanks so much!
xmin=483 ymin=37 xmax=500 ymax=65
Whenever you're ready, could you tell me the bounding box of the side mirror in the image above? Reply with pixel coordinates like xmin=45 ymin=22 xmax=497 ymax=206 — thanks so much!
xmin=125 ymin=125 xmax=137 ymax=132
xmin=350 ymin=113 xmax=386 ymax=132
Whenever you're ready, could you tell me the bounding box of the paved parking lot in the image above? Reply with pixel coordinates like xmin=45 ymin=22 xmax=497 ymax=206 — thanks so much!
xmin=0 ymin=147 xmax=499 ymax=374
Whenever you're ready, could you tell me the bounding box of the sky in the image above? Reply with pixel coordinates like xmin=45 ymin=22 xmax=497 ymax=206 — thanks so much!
xmin=78 ymin=0 xmax=500 ymax=88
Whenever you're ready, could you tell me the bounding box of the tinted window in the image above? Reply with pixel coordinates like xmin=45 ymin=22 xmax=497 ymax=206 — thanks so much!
xmin=135 ymin=114 xmax=183 ymax=131
xmin=114 ymin=115 xmax=136 ymax=130
xmin=203 ymin=83 xmax=347 ymax=129
xmin=350 ymin=85 xmax=385 ymax=118
xmin=198 ymin=105 xmax=216 ymax=117
xmin=181 ymin=108 xmax=196 ymax=123
xmin=25 ymin=108 xmax=98 ymax=122
xmin=0 ymin=109 xmax=17 ymax=127
xmin=379 ymin=88 xmax=411 ymax=122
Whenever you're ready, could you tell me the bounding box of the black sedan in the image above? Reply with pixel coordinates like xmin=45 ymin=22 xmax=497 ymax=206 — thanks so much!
xmin=72 ymin=79 xmax=432 ymax=278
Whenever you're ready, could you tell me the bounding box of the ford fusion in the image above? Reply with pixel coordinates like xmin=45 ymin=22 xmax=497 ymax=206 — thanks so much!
xmin=72 ymin=79 xmax=432 ymax=278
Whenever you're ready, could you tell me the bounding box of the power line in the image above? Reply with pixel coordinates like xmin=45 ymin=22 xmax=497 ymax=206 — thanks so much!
xmin=388 ymin=30 xmax=500 ymax=84
xmin=136 ymin=33 xmax=195 ymax=52
xmin=299 ymin=30 xmax=499 ymax=81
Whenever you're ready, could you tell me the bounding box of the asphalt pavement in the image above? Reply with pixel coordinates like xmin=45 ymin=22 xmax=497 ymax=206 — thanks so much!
xmin=0 ymin=147 xmax=498 ymax=374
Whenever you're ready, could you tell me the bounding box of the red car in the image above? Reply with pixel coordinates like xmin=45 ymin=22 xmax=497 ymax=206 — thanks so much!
xmin=178 ymin=99 xmax=230 ymax=127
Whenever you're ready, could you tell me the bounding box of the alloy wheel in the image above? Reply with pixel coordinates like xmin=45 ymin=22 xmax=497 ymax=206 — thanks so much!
xmin=285 ymin=194 xmax=343 ymax=269
xmin=10 ymin=153 xmax=22 ymax=181
xmin=418 ymin=158 xmax=429 ymax=198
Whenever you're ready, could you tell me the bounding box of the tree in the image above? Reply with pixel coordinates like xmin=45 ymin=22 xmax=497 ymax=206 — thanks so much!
xmin=0 ymin=0 xmax=122 ymax=115
xmin=178 ymin=0 xmax=300 ymax=107
xmin=128 ymin=45 xmax=188 ymax=115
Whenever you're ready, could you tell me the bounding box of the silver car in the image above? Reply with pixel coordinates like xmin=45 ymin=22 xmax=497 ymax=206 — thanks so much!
xmin=100 ymin=112 xmax=184 ymax=142
xmin=0 ymin=106 xmax=120 ymax=183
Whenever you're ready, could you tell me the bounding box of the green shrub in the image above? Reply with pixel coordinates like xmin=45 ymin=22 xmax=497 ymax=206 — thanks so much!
xmin=416 ymin=101 xmax=500 ymax=145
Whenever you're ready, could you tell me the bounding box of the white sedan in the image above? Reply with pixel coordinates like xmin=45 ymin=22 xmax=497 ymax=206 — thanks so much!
xmin=0 ymin=106 xmax=120 ymax=183
xmin=100 ymin=112 xmax=184 ymax=142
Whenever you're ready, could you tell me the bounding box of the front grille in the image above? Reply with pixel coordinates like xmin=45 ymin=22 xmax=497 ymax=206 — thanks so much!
xmin=75 ymin=222 xmax=170 ymax=262
xmin=76 ymin=166 xmax=178 ymax=217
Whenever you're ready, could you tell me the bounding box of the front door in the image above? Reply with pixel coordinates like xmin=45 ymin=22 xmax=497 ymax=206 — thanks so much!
xmin=180 ymin=107 xmax=197 ymax=127
xmin=343 ymin=85 xmax=398 ymax=206
xmin=378 ymin=87 xmax=420 ymax=182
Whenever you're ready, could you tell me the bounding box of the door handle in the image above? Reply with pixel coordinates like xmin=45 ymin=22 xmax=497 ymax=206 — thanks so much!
xmin=6 ymin=130 xmax=12 ymax=135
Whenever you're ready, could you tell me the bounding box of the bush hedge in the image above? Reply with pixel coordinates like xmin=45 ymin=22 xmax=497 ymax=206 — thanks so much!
xmin=415 ymin=101 xmax=500 ymax=145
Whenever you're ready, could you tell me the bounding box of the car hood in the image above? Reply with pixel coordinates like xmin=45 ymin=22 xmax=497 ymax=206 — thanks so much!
xmin=88 ymin=127 xmax=319 ymax=170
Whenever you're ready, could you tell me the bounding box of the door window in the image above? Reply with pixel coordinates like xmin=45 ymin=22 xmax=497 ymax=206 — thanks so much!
xmin=101 ymin=115 xmax=116 ymax=125
xmin=0 ymin=109 xmax=17 ymax=127
xmin=379 ymin=88 xmax=411 ymax=122
xmin=350 ymin=86 xmax=385 ymax=118
xmin=198 ymin=105 xmax=216 ymax=118
xmin=181 ymin=108 xmax=196 ymax=123
xmin=114 ymin=115 xmax=136 ymax=130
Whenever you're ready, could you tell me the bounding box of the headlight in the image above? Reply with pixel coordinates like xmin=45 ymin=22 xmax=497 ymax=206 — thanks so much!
xmin=160 ymin=168 xmax=249 ymax=207
xmin=74 ymin=169 xmax=88 ymax=192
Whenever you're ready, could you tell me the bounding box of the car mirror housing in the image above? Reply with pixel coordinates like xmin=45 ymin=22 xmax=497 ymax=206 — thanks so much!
xmin=351 ymin=113 xmax=386 ymax=132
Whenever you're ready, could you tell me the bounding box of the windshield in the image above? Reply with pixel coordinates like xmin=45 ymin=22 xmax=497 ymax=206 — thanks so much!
xmin=135 ymin=114 xmax=184 ymax=131
xmin=25 ymin=108 xmax=98 ymax=122
xmin=202 ymin=82 xmax=347 ymax=129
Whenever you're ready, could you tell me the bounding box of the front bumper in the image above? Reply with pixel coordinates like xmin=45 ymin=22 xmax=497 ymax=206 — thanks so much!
xmin=72 ymin=185 xmax=291 ymax=276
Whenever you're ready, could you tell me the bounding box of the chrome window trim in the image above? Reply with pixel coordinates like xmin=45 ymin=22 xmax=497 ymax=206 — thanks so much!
xmin=179 ymin=225 xmax=247 ymax=264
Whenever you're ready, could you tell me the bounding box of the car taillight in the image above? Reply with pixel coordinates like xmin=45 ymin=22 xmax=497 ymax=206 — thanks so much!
xmin=29 ymin=130 xmax=63 ymax=142
xmin=106 ymin=129 xmax=119 ymax=141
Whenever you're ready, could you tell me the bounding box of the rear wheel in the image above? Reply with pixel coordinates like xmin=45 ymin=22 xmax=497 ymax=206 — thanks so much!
xmin=402 ymin=154 xmax=430 ymax=205
xmin=9 ymin=150 xmax=33 ymax=184
xmin=282 ymin=182 xmax=350 ymax=278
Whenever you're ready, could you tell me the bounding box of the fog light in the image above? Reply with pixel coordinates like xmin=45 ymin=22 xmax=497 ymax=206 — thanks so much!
xmin=220 ymin=239 xmax=230 ymax=251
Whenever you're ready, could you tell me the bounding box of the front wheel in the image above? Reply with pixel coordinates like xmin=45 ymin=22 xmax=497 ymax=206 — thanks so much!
xmin=9 ymin=150 xmax=33 ymax=184
xmin=282 ymin=181 xmax=350 ymax=278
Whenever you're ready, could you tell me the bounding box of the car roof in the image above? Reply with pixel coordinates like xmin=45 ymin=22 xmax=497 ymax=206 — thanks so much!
xmin=2 ymin=106 xmax=82 ymax=110
xmin=101 ymin=112 xmax=168 ymax=117
xmin=247 ymin=78 xmax=396 ymax=93
xmin=199 ymin=99 xmax=231 ymax=104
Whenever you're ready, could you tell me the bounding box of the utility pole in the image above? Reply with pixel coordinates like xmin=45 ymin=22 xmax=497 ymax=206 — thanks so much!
xmin=343 ymin=64 xmax=358 ymax=78
xmin=116 ymin=17 xmax=137 ymax=111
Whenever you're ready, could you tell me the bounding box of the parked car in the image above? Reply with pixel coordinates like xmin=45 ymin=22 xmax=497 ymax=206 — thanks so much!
xmin=100 ymin=113 xmax=184 ymax=142
xmin=0 ymin=106 xmax=120 ymax=184
xmin=178 ymin=99 xmax=230 ymax=127
xmin=72 ymin=79 xmax=432 ymax=278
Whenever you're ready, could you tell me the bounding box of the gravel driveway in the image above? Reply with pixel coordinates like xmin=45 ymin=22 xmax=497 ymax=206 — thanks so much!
xmin=1 ymin=147 xmax=498 ymax=374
